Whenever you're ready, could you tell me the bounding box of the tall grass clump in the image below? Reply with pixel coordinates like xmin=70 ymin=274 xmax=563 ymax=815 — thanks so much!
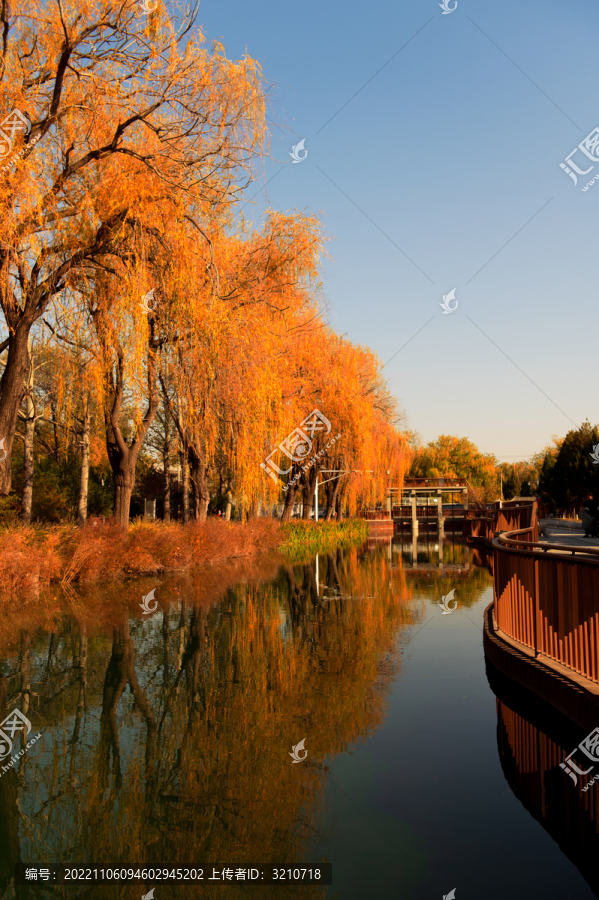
xmin=280 ymin=519 xmax=369 ymax=563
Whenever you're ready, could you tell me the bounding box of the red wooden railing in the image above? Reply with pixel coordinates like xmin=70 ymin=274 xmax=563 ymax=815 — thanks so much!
xmin=462 ymin=503 xmax=538 ymax=542
xmin=493 ymin=527 xmax=599 ymax=685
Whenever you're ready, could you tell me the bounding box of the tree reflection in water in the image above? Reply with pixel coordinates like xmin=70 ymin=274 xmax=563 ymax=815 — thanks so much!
xmin=0 ymin=544 xmax=492 ymax=898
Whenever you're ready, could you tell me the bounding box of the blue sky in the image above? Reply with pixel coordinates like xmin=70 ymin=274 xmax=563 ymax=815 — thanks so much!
xmin=199 ymin=0 xmax=598 ymax=461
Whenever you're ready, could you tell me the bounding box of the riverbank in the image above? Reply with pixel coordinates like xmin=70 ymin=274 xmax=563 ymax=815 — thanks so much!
xmin=0 ymin=518 xmax=369 ymax=594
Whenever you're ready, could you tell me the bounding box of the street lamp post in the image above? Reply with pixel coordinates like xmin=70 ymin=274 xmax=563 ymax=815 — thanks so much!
xmin=313 ymin=469 xmax=375 ymax=521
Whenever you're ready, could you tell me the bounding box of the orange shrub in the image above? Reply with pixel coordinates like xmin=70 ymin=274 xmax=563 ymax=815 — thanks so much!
xmin=0 ymin=519 xmax=284 ymax=594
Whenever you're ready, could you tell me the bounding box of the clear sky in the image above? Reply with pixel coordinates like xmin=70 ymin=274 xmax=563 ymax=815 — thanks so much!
xmin=198 ymin=0 xmax=598 ymax=462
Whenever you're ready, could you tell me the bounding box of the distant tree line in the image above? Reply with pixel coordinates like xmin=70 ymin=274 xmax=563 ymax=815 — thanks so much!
xmin=408 ymin=424 xmax=599 ymax=517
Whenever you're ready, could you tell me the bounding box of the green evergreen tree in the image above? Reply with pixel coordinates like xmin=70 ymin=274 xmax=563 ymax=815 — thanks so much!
xmin=538 ymin=420 xmax=599 ymax=515
xmin=503 ymin=467 xmax=520 ymax=500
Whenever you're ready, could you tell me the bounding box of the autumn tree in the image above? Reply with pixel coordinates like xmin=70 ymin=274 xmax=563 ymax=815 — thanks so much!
xmin=0 ymin=0 xmax=266 ymax=497
xmin=262 ymin=329 xmax=409 ymax=521
xmin=160 ymin=210 xmax=326 ymax=522
xmin=410 ymin=434 xmax=498 ymax=501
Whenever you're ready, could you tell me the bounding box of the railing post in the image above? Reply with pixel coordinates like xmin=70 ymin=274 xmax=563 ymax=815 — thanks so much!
xmin=533 ymin=555 xmax=540 ymax=658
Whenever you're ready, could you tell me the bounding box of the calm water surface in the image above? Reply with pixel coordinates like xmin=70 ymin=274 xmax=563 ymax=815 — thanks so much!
xmin=0 ymin=538 xmax=596 ymax=899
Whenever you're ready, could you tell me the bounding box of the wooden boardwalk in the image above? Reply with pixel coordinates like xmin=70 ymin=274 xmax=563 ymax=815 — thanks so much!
xmin=470 ymin=499 xmax=599 ymax=731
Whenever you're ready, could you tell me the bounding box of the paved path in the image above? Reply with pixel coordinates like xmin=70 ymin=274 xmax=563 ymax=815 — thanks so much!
xmin=539 ymin=527 xmax=599 ymax=549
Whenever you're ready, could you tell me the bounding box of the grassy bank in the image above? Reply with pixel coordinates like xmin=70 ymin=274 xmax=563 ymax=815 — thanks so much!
xmin=0 ymin=517 xmax=369 ymax=594
xmin=280 ymin=519 xmax=369 ymax=562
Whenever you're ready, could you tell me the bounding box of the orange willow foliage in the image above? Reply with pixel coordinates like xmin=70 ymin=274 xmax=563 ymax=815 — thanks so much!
xmin=0 ymin=0 xmax=409 ymax=518
xmin=0 ymin=0 xmax=267 ymax=494
xmin=156 ymin=209 xmax=328 ymax=505
xmin=262 ymin=325 xmax=411 ymax=512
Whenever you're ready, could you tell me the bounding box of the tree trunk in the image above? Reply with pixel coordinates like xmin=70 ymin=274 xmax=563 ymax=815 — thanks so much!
xmin=224 ymin=485 xmax=233 ymax=521
xmin=281 ymin=482 xmax=301 ymax=522
xmin=163 ymin=454 xmax=171 ymax=522
xmin=325 ymin=476 xmax=342 ymax=520
xmin=102 ymin=334 xmax=159 ymax=531
xmin=163 ymin=421 xmax=171 ymax=523
xmin=112 ymin=463 xmax=137 ymax=527
xmin=18 ymin=338 xmax=38 ymax=524
xmin=190 ymin=469 xmax=199 ymax=519
xmin=51 ymin=397 xmax=60 ymax=465
xmin=301 ymin=468 xmax=319 ymax=520
xmin=0 ymin=323 xmax=31 ymax=496
xmin=19 ymin=410 xmax=35 ymax=524
xmin=188 ymin=447 xmax=210 ymax=522
xmin=181 ymin=446 xmax=190 ymax=523
xmin=77 ymin=398 xmax=91 ymax=526
xmin=19 ymin=345 xmax=37 ymax=524
xmin=335 ymin=490 xmax=344 ymax=520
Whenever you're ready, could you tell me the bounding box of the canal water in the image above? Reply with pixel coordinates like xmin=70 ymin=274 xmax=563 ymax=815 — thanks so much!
xmin=0 ymin=538 xmax=596 ymax=899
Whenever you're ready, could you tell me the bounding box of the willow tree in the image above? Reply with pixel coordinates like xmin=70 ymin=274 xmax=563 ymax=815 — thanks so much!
xmin=270 ymin=326 xmax=410 ymax=521
xmin=161 ymin=210 xmax=325 ymax=521
xmin=0 ymin=0 xmax=266 ymax=496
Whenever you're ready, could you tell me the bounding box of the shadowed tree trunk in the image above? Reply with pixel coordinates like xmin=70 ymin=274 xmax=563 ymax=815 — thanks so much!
xmin=188 ymin=446 xmax=210 ymax=521
xmin=335 ymin=480 xmax=349 ymax=520
xmin=301 ymin=467 xmax=318 ymax=520
xmin=158 ymin=383 xmax=174 ymax=523
xmin=0 ymin=321 xmax=39 ymax=496
xmin=281 ymin=481 xmax=301 ymax=522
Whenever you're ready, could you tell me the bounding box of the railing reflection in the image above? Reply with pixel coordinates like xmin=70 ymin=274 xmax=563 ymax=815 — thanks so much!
xmin=366 ymin=535 xmax=471 ymax=572
xmin=488 ymin=659 xmax=599 ymax=897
